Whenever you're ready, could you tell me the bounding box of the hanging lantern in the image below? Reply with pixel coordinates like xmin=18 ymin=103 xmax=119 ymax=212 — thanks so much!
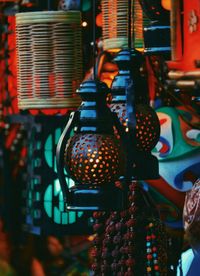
xmin=101 ymin=0 xmax=147 ymax=52
xmin=110 ymin=49 xmax=160 ymax=179
xmin=56 ymin=80 xmax=127 ymax=211
xmin=15 ymin=11 xmax=82 ymax=110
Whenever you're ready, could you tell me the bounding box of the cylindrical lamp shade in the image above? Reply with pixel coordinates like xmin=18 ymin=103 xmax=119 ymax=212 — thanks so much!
xmin=16 ymin=11 xmax=82 ymax=109
xmin=101 ymin=0 xmax=147 ymax=51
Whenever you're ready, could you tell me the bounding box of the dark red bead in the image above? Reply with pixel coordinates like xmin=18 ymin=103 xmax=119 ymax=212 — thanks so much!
xmin=120 ymin=210 xmax=128 ymax=218
xmin=91 ymin=249 xmax=99 ymax=258
xmin=129 ymin=183 xmax=137 ymax=191
xmin=147 ymin=254 xmax=153 ymax=260
xmin=128 ymin=195 xmax=136 ymax=202
xmin=93 ymin=212 xmax=103 ymax=219
xmin=154 ymin=265 xmax=159 ymax=271
xmin=126 ymin=258 xmax=135 ymax=267
xmin=126 ymin=219 xmax=136 ymax=227
xmin=128 ymin=205 xmax=137 ymax=213
xmin=151 ymin=234 xmax=156 ymax=239
xmin=146 ymin=235 xmax=151 ymax=241
xmin=152 ymin=246 xmax=157 ymax=252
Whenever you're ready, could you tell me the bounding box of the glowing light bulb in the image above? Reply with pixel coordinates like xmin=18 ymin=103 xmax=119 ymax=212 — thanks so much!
xmin=82 ymin=21 xmax=88 ymax=27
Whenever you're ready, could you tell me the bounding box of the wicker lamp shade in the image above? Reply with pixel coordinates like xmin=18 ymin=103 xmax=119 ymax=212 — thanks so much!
xmin=16 ymin=11 xmax=82 ymax=110
xmin=101 ymin=0 xmax=147 ymax=51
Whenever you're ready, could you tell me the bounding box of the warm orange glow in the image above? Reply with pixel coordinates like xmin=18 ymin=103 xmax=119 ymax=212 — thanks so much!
xmin=106 ymin=48 xmax=121 ymax=53
xmin=161 ymin=0 xmax=171 ymax=10
xmin=96 ymin=13 xmax=102 ymax=27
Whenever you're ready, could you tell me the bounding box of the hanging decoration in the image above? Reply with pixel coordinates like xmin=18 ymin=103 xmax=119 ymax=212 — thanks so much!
xmin=101 ymin=0 xmax=148 ymax=52
xmin=91 ymin=182 xmax=169 ymax=275
xmin=56 ymin=80 xmax=127 ymax=211
xmin=110 ymin=49 xmax=160 ymax=179
xmin=15 ymin=11 xmax=82 ymax=110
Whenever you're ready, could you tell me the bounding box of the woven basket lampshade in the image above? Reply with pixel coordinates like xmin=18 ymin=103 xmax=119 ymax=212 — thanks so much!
xmin=101 ymin=0 xmax=147 ymax=52
xmin=16 ymin=11 xmax=82 ymax=110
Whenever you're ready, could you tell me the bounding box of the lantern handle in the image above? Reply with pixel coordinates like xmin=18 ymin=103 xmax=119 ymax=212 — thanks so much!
xmin=56 ymin=111 xmax=79 ymax=206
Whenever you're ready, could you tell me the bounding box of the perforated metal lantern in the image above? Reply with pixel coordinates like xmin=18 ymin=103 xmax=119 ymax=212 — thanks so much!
xmin=57 ymin=80 xmax=127 ymax=211
xmin=110 ymin=103 xmax=160 ymax=152
xmin=110 ymin=49 xmax=160 ymax=179
xmin=16 ymin=11 xmax=82 ymax=110
xmin=65 ymin=134 xmax=123 ymax=186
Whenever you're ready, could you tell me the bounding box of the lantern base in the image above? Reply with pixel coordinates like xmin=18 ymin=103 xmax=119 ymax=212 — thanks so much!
xmin=66 ymin=186 xmax=127 ymax=211
xmin=134 ymin=152 xmax=160 ymax=180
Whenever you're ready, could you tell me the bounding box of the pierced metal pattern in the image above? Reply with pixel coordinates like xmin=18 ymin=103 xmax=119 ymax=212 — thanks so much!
xmin=110 ymin=103 xmax=160 ymax=151
xmin=64 ymin=134 xmax=124 ymax=185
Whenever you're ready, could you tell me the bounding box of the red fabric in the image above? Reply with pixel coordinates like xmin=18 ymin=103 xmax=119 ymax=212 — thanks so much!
xmin=168 ymin=0 xmax=200 ymax=71
xmin=147 ymin=177 xmax=185 ymax=209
